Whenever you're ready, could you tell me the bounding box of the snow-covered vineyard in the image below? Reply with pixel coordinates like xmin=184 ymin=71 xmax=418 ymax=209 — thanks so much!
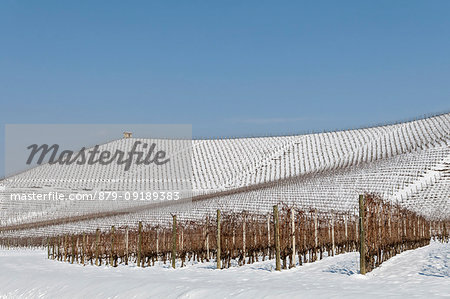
xmin=0 ymin=112 xmax=449 ymax=238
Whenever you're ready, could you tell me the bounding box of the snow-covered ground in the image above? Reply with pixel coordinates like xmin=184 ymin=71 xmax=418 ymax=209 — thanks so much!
xmin=0 ymin=242 xmax=449 ymax=298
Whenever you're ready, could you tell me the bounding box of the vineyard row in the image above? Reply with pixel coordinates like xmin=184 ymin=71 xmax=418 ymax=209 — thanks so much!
xmin=1 ymin=194 xmax=449 ymax=274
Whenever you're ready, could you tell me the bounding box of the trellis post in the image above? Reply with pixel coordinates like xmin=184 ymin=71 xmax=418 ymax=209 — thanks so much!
xmin=57 ymin=236 xmax=61 ymax=261
xmin=267 ymin=213 xmax=271 ymax=259
xmin=95 ymin=228 xmax=100 ymax=266
xmin=331 ymin=215 xmax=335 ymax=256
xmin=291 ymin=209 xmax=296 ymax=268
xmin=137 ymin=221 xmax=143 ymax=267
xmin=52 ymin=237 xmax=55 ymax=260
xmin=172 ymin=215 xmax=177 ymax=269
xmin=243 ymin=217 xmax=246 ymax=264
xmin=156 ymin=229 xmax=159 ymax=258
xmin=125 ymin=227 xmax=129 ymax=265
xmin=81 ymin=232 xmax=85 ymax=265
xmin=206 ymin=217 xmax=210 ymax=261
xmin=76 ymin=236 xmax=80 ymax=263
xmin=64 ymin=235 xmax=67 ymax=262
xmin=71 ymin=235 xmax=75 ymax=264
xmin=110 ymin=226 xmax=115 ymax=267
xmin=217 ymin=209 xmax=221 ymax=269
xmin=359 ymin=194 xmax=366 ymax=275
xmin=273 ymin=205 xmax=281 ymax=271
xmin=314 ymin=209 xmax=318 ymax=261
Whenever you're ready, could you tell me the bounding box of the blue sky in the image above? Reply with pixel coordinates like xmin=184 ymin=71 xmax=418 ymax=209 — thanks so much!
xmin=1 ymin=1 xmax=450 ymax=176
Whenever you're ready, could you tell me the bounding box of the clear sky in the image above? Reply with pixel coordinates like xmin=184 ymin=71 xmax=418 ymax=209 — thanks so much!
xmin=1 ymin=1 xmax=449 ymax=176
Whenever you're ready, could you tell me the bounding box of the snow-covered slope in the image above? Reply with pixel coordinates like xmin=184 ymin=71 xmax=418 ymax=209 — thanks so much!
xmin=1 ymin=113 xmax=449 ymax=234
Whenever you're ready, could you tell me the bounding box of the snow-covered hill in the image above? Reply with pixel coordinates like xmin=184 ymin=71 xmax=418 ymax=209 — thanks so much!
xmin=1 ymin=113 xmax=449 ymax=236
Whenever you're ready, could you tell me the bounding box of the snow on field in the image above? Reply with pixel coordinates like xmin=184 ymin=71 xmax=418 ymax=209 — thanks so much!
xmin=0 ymin=242 xmax=449 ymax=299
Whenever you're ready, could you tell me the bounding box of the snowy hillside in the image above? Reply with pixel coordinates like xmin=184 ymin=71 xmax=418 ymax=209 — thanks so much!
xmin=0 ymin=113 xmax=449 ymax=236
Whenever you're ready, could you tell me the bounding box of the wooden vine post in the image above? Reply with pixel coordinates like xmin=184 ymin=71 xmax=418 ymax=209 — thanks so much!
xmin=344 ymin=215 xmax=348 ymax=240
xmin=267 ymin=213 xmax=271 ymax=259
xmin=64 ymin=235 xmax=67 ymax=262
xmin=95 ymin=228 xmax=100 ymax=266
xmin=172 ymin=215 xmax=177 ymax=269
xmin=314 ymin=209 xmax=318 ymax=261
xmin=331 ymin=215 xmax=335 ymax=256
xmin=344 ymin=215 xmax=348 ymax=251
xmin=52 ymin=238 xmax=55 ymax=260
xmin=217 ymin=209 xmax=221 ymax=269
xmin=71 ymin=235 xmax=75 ymax=264
xmin=291 ymin=209 xmax=296 ymax=268
xmin=243 ymin=217 xmax=246 ymax=263
xmin=76 ymin=236 xmax=79 ymax=263
xmin=273 ymin=205 xmax=281 ymax=271
xmin=181 ymin=227 xmax=184 ymax=252
xmin=81 ymin=232 xmax=85 ymax=265
xmin=137 ymin=221 xmax=143 ymax=267
xmin=206 ymin=217 xmax=210 ymax=261
xmin=58 ymin=236 xmax=61 ymax=261
xmin=156 ymin=229 xmax=159 ymax=258
xmin=125 ymin=227 xmax=129 ymax=265
xmin=110 ymin=226 xmax=115 ymax=267
xmin=47 ymin=237 xmax=50 ymax=259
xmin=359 ymin=194 xmax=366 ymax=275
